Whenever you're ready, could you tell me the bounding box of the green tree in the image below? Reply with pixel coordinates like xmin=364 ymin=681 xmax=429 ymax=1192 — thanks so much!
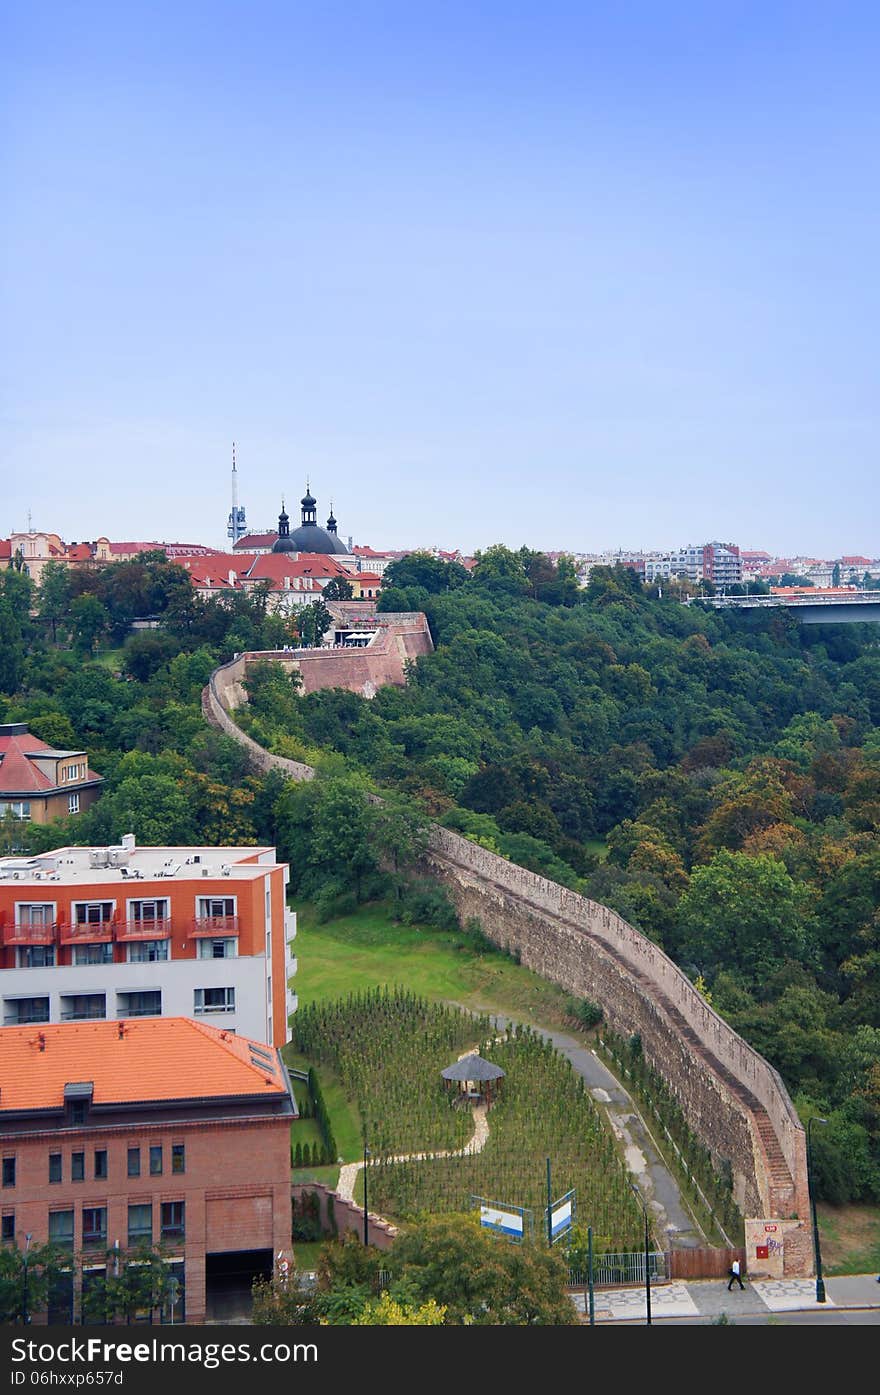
xmin=297 ymin=600 xmax=332 ymax=648
xmin=70 ymin=594 xmax=109 ymax=655
xmin=37 ymin=561 xmax=72 ymax=643
xmin=0 ymin=1241 xmax=69 ymax=1323
xmin=79 ymin=1244 xmax=175 ymax=1325
xmin=322 ymin=577 xmax=354 ymax=601
xmin=676 ymin=850 xmax=814 ymax=984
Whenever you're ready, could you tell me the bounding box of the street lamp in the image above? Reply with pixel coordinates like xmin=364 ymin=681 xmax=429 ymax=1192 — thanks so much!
xmin=363 ymin=1141 xmax=371 ymax=1247
xmin=807 ymin=1116 xmax=828 ymax=1303
xmin=630 ymin=1184 xmax=652 ymax=1326
xmin=22 ymin=1233 xmax=32 ymax=1325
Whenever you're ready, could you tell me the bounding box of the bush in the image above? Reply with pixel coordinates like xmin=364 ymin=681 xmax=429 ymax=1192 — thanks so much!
xmin=566 ymin=997 xmax=604 ymax=1030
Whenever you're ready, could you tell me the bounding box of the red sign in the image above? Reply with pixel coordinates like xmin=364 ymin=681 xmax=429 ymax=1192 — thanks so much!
xmin=764 ymin=1224 xmax=778 ymax=1232
xmin=756 ymin=1245 xmax=769 ymax=1260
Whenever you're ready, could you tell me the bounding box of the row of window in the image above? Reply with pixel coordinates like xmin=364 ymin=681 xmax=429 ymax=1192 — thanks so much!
xmin=15 ymin=898 xmax=237 ymax=927
xmin=3 ymin=1144 xmax=184 ymax=1190
xmin=0 ymin=796 xmax=79 ymax=819
xmin=2 ymin=986 xmax=236 ymax=1026
xmin=15 ymin=937 xmax=238 ymax=967
xmin=1 ymin=1202 xmax=185 ymax=1248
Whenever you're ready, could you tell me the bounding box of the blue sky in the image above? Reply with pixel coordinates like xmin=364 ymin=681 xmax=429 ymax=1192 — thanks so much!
xmin=3 ymin=2 xmax=879 ymax=556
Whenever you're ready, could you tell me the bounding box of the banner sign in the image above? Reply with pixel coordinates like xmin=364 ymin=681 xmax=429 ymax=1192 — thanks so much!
xmin=549 ymin=1189 xmax=575 ymax=1243
xmin=473 ymin=1196 xmax=532 ymax=1243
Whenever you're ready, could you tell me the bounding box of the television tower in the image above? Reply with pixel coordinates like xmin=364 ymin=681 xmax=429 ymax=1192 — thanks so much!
xmin=227 ymin=442 xmax=247 ymax=545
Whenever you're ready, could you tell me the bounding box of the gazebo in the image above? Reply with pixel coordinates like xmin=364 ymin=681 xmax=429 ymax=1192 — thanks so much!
xmin=441 ymin=1053 xmax=505 ymax=1109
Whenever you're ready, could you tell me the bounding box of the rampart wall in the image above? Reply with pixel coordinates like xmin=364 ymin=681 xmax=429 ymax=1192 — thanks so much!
xmin=203 ymin=654 xmax=812 ymax=1271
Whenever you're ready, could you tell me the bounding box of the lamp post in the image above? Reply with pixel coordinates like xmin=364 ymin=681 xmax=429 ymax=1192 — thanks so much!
xmin=363 ymin=1141 xmax=371 ymax=1247
xmin=807 ymin=1116 xmax=828 ymax=1303
xmin=22 ymin=1233 xmax=32 ymax=1325
xmin=630 ymin=1185 xmax=651 ymax=1326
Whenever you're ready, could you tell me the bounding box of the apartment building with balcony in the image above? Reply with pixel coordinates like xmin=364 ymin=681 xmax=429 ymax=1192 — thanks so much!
xmin=0 ymin=1017 xmax=296 ymax=1324
xmin=0 ymin=837 xmax=297 ymax=1047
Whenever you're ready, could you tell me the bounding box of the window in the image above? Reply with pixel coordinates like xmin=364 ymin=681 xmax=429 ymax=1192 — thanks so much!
xmin=116 ymin=990 xmax=161 ymax=1018
xmin=74 ymin=902 xmax=114 ymax=927
xmin=1 ymin=1214 xmax=13 ymax=1242
xmin=127 ymin=1204 xmax=152 ymax=1246
xmin=68 ymin=793 xmax=80 ymax=815
xmin=72 ymin=943 xmax=113 ymax=966
xmin=196 ymin=938 xmax=237 ymax=960
xmin=198 ymin=897 xmax=235 ymax=920
xmin=193 ymin=987 xmax=235 ymax=1015
xmin=130 ymin=899 xmax=169 ymax=926
xmin=2 ymin=998 xmax=49 ymax=1026
xmin=82 ymin=1207 xmax=107 ymax=1248
xmin=17 ymin=903 xmax=55 ymax=927
xmin=72 ymin=1152 xmax=85 ymax=1182
xmin=49 ymin=1210 xmax=74 ymax=1249
xmin=171 ymin=1144 xmax=185 ymax=1175
xmin=126 ymin=941 xmax=168 ymax=964
xmin=160 ymin=1202 xmax=185 ymax=1242
xmin=94 ymin=1150 xmax=107 ymax=1180
xmin=70 ymin=1101 xmax=87 ymax=1126
xmin=127 ymin=1147 xmax=141 ymax=1178
xmin=0 ymin=801 xmax=30 ymax=819
xmin=16 ymin=945 xmax=55 ymax=969
xmin=49 ymin=1153 xmax=62 ymax=1184
xmin=2 ymin=1158 xmax=15 ymax=1188
xmin=149 ymin=1146 xmax=162 ymax=1176
xmin=61 ymin=994 xmax=106 ymax=1022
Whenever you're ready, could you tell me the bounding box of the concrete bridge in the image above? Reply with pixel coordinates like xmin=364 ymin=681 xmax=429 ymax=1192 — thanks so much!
xmin=687 ymin=591 xmax=880 ymax=624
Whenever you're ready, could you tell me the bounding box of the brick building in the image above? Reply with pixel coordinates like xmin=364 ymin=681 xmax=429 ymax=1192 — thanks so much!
xmin=0 ymin=724 xmax=104 ymax=826
xmin=0 ymin=838 xmax=296 ymax=1046
xmin=0 ymin=1017 xmax=296 ymax=1324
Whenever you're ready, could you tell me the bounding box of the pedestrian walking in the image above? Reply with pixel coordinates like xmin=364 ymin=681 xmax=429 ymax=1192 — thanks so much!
xmin=727 ymin=1258 xmax=745 ymax=1291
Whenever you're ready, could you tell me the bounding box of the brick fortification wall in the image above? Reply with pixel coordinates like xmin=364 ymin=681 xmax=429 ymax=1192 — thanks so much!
xmin=291 ymin=1183 xmax=397 ymax=1253
xmin=203 ymin=653 xmax=811 ymax=1268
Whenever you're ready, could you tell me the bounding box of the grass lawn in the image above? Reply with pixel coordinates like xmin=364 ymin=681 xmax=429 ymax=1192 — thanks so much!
xmin=290 ymin=899 xmax=581 ymax=1029
xmin=818 ymin=1203 xmax=880 ymax=1276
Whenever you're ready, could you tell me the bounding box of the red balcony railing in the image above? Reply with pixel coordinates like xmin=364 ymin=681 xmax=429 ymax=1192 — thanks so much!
xmin=58 ymin=920 xmax=116 ymax=945
xmin=189 ymin=916 xmax=240 ymax=938
xmin=115 ymin=919 xmax=174 ymax=942
xmin=2 ymin=921 xmax=59 ymax=947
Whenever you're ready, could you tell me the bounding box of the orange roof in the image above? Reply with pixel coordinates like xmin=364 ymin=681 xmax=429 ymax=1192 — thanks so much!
xmin=0 ymin=1018 xmax=286 ymax=1112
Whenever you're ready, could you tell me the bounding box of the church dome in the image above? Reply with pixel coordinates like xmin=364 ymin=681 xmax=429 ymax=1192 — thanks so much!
xmin=272 ymin=487 xmax=349 ymax=555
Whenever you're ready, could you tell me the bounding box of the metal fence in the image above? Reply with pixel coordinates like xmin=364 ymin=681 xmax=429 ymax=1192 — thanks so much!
xmin=569 ymin=1251 xmax=666 ymax=1288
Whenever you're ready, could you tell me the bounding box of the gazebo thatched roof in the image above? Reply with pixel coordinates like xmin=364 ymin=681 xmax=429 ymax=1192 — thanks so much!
xmin=441 ymin=1053 xmax=505 ymax=1082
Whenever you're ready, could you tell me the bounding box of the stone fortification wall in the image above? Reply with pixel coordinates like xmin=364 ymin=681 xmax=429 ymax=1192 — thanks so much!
xmin=421 ymin=828 xmax=809 ymax=1228
xmin=203 ymin=659 xmax=811 ymax=1259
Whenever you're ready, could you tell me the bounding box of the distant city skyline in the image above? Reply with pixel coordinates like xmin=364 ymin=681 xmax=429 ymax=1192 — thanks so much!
xmin=3 ymin=3 xmax=879 ymax=558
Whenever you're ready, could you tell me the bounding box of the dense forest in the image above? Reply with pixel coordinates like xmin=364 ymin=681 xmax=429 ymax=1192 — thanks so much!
xmin=1 ymin=548 xmax=879 ymax=1206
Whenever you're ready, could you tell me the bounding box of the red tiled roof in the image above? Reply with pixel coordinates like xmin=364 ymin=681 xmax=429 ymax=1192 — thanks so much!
xmin=0 ymin=1018 xmax=286 ymax=1111
xmin=0 ymin=730 xmax=100 ymax=796
xmin=234 ymin=533 xmax=278 ymax=550
xmin=243 ymin=553 xmax=352 ymax=583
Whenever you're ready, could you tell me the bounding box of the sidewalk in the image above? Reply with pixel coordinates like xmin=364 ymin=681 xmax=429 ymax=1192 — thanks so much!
xmin=571 ymin=1274 xmax=880 ymax=1323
